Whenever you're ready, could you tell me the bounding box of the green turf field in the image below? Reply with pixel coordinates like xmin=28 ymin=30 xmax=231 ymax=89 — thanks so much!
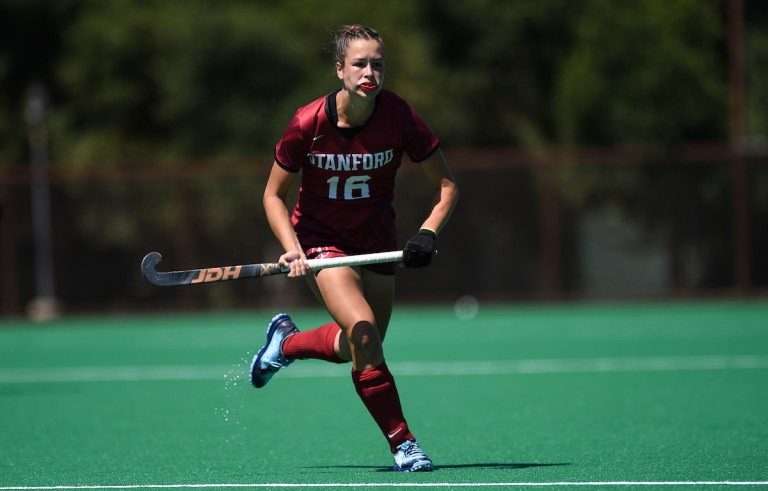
xmin=1 ymin=301 xmax=767 ymax=490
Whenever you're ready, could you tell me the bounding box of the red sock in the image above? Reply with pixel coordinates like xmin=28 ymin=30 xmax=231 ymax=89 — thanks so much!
xmin=352 ymin=362 xmax=415 ymax=453
xmin=281 ymin=322 xmax=346 ymax=364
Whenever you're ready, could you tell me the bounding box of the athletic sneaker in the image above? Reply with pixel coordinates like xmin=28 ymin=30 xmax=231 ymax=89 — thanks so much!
xmin=250 ymin=313 xmax=299 ymax=388
xmin=393 ymin=440 xmax=434 ymax=472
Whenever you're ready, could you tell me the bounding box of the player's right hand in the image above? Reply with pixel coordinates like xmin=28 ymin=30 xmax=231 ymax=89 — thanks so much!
xmin=279 ymin=250 xmax=309 ymax=277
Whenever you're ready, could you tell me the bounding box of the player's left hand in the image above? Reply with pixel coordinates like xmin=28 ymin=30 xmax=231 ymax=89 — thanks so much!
xmin=403 ymin=229 xmax=436 ymax=268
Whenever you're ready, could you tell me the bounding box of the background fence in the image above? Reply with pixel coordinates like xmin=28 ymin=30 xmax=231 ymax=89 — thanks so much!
xmin=2 ymin=142 xmax=766 ymax=317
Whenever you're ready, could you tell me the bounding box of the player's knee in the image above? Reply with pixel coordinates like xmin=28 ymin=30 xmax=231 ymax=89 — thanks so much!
xmin=348 ymin=321 xmax=383 ymax=359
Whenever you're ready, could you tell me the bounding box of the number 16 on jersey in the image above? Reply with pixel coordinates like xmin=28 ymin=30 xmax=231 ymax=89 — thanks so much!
xmin=326 ymin=175 xmax=371 ymax=200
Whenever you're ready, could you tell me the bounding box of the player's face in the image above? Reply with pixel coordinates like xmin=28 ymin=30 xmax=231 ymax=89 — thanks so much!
xmin=336 ymin=39 xmax=385 ymax=98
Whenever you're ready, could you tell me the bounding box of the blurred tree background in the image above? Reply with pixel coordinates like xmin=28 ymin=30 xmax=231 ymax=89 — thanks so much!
xmin=0 ymin=0 xmax=766 ymax=315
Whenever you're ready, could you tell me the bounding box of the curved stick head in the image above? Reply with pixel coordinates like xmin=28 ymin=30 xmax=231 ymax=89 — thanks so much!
xmin=141 ymin=252 xmax=163 ymax=284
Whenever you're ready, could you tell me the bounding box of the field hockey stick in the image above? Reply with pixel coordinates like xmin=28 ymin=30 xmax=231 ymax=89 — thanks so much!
xmin=141 ymin=250 xmax=404 ymax=287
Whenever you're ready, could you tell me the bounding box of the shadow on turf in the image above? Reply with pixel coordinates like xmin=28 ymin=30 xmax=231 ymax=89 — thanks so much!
xmin=308 ymin=463 xmax=571 ymax=472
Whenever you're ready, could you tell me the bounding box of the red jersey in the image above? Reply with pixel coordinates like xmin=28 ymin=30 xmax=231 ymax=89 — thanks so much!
xmin=275 ymin=89 xmax=439 ymax=254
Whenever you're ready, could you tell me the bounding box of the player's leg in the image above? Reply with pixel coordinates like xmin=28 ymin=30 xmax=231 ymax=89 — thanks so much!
xmin=311 ymin=266 xmax=382 ymax=369
xmin=360 ymin=266 xmax=394 ymax=341
xmin=250 ymin=305 xmax=347 ymax=388
xmin=319 ymin=266 xmax=394 ymax=362
xmin=280 ymin=265 xmax=394 ymax=363
xmin=250 ymin=265 xmax=383 ymax=387
xmin=279 ymin=317 xmax=347 ymax=364
xmin=274 ymin=269 xmax=353 ymax=363
xmin=313 ymin=266 xmax=432 ymax=472
xmin=250 ymin=265 xmax=379 ymax=388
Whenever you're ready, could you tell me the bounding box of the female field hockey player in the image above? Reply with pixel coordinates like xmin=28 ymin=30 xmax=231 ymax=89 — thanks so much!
xmin=250 ymin=25 xmax=458 ymax=472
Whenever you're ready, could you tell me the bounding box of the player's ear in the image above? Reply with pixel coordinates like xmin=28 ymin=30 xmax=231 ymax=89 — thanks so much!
xmin=336 ymin=61 xmax=344 ymax=80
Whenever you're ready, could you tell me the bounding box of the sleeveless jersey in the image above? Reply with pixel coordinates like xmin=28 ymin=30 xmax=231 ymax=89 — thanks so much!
xmin=274 ymin=89 xmax=439 ymax=254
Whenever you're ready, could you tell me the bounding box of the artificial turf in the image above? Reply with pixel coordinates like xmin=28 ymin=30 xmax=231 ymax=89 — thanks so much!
xmin=1 ymin=301 xmax=766 ymax=489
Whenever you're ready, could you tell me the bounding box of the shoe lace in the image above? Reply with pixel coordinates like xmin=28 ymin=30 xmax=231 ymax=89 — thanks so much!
xmin=401 ymin=441 xmax=425 ymax=458
xmin=264 ymin=327 xmax=296 ymax=371
xmin=267 ymin=356 xmax=290 ymax=370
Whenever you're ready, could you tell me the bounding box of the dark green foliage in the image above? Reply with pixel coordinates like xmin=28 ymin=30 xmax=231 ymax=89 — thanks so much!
xmin=1 ymin=0 xmax=754 ymax=166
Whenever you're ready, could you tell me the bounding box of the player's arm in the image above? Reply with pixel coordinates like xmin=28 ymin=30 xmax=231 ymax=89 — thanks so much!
xmin=418 ymin=148 xmax=458 ymax=234
xmin=403 ymin=148 xmax=459 ymax=267
xmin=263 ymin=161 xmax=309 ymax=276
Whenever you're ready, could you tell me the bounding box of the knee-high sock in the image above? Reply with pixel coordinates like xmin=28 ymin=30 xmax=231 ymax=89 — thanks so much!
xmin=281 ymin=322 xmax=347 ymax=364
xmin=352 ymin=362 xmax=416 ymax=453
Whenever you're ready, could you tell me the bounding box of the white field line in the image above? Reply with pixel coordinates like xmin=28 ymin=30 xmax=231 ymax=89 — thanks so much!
xmin=0 ymin=355 xmax=768 ymax=384
xmin=1 ymin=481 xmax=768 ymax=489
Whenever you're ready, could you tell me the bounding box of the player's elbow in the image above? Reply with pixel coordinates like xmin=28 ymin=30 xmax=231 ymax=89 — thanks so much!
xmin=443 ymin=178 xmax=459 ymax=204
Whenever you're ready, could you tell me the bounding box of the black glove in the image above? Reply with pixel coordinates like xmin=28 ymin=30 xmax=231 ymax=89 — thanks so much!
xmin=403 ymin=229 xmax=436 ymax=268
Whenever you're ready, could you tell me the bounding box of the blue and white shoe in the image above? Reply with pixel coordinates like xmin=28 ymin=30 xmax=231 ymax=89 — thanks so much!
xmin=393 ymin=440 xmax=434 ymax=472
xmin=250 ymin=313 xmax=299 ymax=388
